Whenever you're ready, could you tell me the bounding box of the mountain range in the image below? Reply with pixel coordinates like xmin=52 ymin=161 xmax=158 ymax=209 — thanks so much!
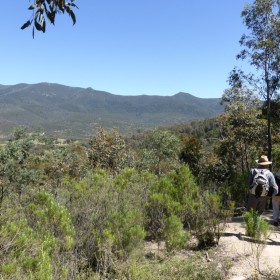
xmin=0 ymin=83 xmax=224 ymax=139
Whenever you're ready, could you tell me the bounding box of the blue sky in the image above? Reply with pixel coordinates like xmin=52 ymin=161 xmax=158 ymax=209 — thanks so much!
xmin=0 ymin=0 xmax=251 ymax=98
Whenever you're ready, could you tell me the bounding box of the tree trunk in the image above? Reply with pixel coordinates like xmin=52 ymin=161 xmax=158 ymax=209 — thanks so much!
xmin=266 ymin=82 xmax=272 ymax=162
xmin=265 ymin=58 xmax=272 ymax=162
xmin=267 ymin=98 xmax=272 ymax=161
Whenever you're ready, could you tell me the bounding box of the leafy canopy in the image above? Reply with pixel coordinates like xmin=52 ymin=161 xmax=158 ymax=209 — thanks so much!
xmin=21 ymin=0 xmax=78 ymax=38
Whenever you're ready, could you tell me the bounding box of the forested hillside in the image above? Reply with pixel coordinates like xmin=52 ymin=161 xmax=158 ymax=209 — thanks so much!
xmin=0 ymin=83 xmax=223 ymax=139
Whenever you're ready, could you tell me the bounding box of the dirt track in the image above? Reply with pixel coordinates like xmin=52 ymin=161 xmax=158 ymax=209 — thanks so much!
xmin=218 ymin=210 xmax=280 ymax=279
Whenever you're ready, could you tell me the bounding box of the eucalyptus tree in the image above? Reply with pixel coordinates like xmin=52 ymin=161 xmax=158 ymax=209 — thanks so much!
xmin=138 ymin=129 xmax=182 ymax=176
xmin=233 ymin=0 xmax=280 ymax=160
xmin=88 ymin=128 xmax=136 ymax=175
xmin=263 ymin=94 xmax=280 ymax=127
xmin=21 ymin=0 xmax=78 ymax=37
xmin=0 ymin=128 xmax=39 ymax=204
xmin=219 ymin=86 xmax=266 ymax=173
xmin=43 ymin=144 xmax=87 ymax=198
xmin=179 ymin=135 xmax=202 ymax=177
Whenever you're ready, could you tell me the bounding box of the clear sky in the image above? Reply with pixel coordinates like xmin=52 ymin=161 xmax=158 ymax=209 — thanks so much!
xmin=0 ymin=0 xmax=252 ymax=98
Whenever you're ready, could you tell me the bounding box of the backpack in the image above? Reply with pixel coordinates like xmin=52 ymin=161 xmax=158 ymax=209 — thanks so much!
xmin=250 ymin=169 xmax=270 ymax=198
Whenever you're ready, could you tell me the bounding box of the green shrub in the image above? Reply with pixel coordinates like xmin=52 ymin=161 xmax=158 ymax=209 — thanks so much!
xmin=66 ymin=169 xmax=151 ymax=276
xmin=164 ymin=215 xmax=189 ymax=251
xmin=243 ymin=210 xmax=271 ymax=241
xmin=27 ymin=191 xmax=75 ymax=251
xmin=146 ymin=192 xmax=181 ymax=241
xmin=225 ymin=172 xmax=249 ymax=207
xmin=193 ymin=191 xmax=234 ymax=249
xmin=146 ymin=165 xmax=201 ymax=237
xmin=0 ymin=208 xmax=54 ymax=279
xmin=0 ymin=188 xmax=77 ymax=279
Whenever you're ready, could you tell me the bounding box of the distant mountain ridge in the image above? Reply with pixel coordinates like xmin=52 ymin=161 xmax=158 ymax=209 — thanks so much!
xmin=0 ymin=83 xmax=224 ymax=139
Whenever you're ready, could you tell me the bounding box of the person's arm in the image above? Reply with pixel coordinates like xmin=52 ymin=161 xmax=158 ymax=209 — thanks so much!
xmin=269 ymin=173 xmax=278 ymax=195
xmin=248 ymin=169 xmax=255 ymax=186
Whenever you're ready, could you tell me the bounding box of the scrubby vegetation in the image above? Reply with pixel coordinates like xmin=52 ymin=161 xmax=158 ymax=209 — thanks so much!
xmin=0 ymin=83 xmax=279 ymax=279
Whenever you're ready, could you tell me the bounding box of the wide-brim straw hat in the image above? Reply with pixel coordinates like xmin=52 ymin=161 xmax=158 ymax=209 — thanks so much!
xmin=255 ymin=155 xmax=272 ymax=165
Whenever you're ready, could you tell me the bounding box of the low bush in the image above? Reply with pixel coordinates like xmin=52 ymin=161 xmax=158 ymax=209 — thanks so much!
xmin=243 ymin=210 xmax=271 ymax=241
